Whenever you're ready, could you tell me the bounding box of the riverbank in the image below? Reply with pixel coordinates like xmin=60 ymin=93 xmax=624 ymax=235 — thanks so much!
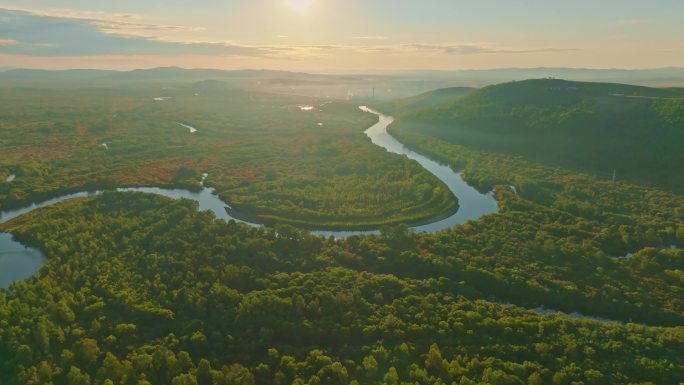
xmin=2 ymin=108 xmax=497 ymax=235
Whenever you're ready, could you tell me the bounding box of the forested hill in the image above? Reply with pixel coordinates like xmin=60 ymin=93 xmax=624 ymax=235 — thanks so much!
xmin=392 ymin=79 xmax=684 ymax=193
xmin=376 ymin=87 xmax=476 ymax=115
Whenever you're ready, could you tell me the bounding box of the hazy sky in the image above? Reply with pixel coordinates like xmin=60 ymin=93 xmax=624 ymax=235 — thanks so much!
xmin=0 ymin=0 xmax=682 ymax=71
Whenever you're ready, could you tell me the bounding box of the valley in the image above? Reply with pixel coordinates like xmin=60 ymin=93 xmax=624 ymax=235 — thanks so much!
xmin=0 ymin=78 xmax=457 ymax=229
xmin=2 ymin=1 xmax=683 ymax=384
xmin=0 ymin=69 xmax=682 ymax=385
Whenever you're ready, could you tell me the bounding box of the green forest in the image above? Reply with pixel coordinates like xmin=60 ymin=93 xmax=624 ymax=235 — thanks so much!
xmin=394 ymin=79 xmax=684 ymax=193
xmin=0 ymin=81 xmax=455 ymax=229
xmin=0 ymin=74 xmax=682 ymax=385
xmin=1 ymin=192 xmax=682 ymax=385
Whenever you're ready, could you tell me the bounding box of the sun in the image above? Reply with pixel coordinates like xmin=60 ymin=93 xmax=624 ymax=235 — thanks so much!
xmin=286 ymin=0 xmax=315 ymax=12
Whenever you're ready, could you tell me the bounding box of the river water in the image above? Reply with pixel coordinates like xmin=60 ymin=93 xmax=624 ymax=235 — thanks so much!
xmin=0 ymin=233 xmax=45 ymax=288
xmin=0 ymin=107 xmax=498 ymax=287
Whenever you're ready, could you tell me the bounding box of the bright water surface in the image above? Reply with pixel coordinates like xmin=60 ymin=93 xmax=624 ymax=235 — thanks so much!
xmin=0 ymin=233 xmax=45 ymax=288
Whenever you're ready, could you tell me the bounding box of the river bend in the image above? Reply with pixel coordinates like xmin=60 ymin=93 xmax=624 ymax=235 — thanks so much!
xmin=0 ymin=107 xmax=498 ymax=287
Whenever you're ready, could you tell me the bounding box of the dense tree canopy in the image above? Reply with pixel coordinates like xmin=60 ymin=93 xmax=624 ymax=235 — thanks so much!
xmin=0 ymin=190 xmax=682 ymax=385
xmin=395 ymin=79 xmax=684 ymax=193
xmin=1 ymin=77 xmax=682 ymax=385
xmin=0 ymin=83 xmax=455 ymax=229
xmin=388 ymin=121 xmax=684 ymax=326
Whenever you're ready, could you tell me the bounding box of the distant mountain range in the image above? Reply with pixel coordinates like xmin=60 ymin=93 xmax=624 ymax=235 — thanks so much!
xmin=1 ymin=66 xmax=683 ymax=95
xmin=0 ymin=67 xmax=316 ymax=84
xmin=387 ymin=79 xmax=684 ymax=193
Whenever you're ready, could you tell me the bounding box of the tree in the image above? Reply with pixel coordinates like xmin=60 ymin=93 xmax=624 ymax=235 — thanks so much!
xmin=67 ymin=367 xmax=91 ymax=385
xmin=362 ymin=355 xmax=379 ymax=379
xmin=196 ymin=359 xmax=212 ymax=385
xmin=75 ymin=338 xmax=101 ymax=365
xmin=527 ymin=372 xmax=543 ymax=385
xmin=171 ymin=374 xmax=198 ymax=385
xmin=383 ymin=367 xmax=399 ymax=385
xmin=220 ymin=364 xmax=255 ymax=385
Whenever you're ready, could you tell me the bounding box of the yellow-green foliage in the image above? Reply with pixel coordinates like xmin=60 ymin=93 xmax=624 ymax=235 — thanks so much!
xmin=0 ymin=84 xmax=456 ymax=228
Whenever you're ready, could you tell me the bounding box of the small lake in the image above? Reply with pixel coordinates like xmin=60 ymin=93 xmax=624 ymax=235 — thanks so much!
xmin=0 ymin=107 xmax=498 ymax=287
xmin=0 ymin=233 xmax=45 ymax=288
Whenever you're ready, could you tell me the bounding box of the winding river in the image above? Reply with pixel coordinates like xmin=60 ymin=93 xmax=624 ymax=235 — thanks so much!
xmin=0 ymin=107 xmax=498 ymax=288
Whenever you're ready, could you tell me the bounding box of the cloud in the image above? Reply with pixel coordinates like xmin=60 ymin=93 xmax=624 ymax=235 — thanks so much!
xmin=0 ymin=6 xmax=577 ymax=62
xmin=342 ymin=42 xmax=576 ymax=56
xmin=258 ymin=44 xmax=347 ymax=60
xmin=405 ymin=43 xmax=576 ymax=55
xmin=0 ymin=6 xmax=203 ymax=38
xmin=0 ymin=7 xmax=352 ymax=60
xmin=0 ymin=8 xmax=267 ymax=57
xmin=352 ymin=36 xmax=387 ymax=40
xmin=90 ymin=20 xmax=204 ymax=37
xmin=276 ymin=35 xmax=289 ymax=39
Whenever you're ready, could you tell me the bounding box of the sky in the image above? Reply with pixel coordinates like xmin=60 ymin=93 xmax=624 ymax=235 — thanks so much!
xmin=0 ymin=0 xmax=682 ymax=71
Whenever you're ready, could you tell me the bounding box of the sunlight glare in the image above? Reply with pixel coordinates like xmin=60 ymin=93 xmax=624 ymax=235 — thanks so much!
xmin=287 ymin=0 xmax=315 ymax=12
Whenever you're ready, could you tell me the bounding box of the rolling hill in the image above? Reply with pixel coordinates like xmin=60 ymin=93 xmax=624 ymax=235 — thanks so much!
xmin=391 ymin=79 xmax=684 ymax=193
xmin=375 ymin=86 xmax=476 ymax=115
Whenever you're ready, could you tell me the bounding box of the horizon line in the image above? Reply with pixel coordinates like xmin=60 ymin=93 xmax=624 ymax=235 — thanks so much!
xmin=3 ymin=65 xmax=684 ymax=74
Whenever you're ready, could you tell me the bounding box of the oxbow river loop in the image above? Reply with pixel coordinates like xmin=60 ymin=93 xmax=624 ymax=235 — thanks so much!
xmin=0 ymin=107 xmax=498 ymax=287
